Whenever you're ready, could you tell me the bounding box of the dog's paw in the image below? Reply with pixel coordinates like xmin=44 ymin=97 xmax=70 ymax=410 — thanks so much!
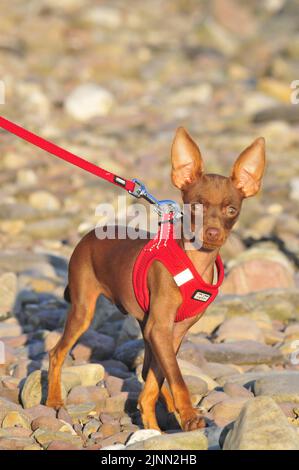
xmin=181 ymin=409 xmax=206 ymax=431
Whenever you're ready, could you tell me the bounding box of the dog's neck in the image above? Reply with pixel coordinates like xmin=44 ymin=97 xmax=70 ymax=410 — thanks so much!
xmin=182 ymin=238 xmax=219 ymax=283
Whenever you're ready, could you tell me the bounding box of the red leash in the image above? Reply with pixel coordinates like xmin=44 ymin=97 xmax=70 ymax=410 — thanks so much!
xmin=0 ymin=115 xmax=136 ymax=193
xmin=0 ymin=115 xmax=181 ymax=217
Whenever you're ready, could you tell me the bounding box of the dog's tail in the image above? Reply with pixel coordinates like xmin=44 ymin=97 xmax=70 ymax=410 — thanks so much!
xmin=64 ymin=285 xmax=71 ymax=303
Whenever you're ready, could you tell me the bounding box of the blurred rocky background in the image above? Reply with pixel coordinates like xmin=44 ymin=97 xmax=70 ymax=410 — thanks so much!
xmin=0 ymin=0 xmax=299 ymax=451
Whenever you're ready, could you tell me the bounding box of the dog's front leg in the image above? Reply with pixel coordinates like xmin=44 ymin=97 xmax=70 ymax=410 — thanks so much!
xmin=144 ymin=314 xmax=205 ymax=432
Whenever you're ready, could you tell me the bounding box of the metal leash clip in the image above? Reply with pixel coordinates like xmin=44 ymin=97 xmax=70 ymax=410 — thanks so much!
xmin=130 ymin=178 xmax=182 ymax=220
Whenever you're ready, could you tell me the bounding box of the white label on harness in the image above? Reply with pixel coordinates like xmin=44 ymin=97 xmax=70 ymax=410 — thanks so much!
xmin=173 ymin=268 xmax=194 ymax=286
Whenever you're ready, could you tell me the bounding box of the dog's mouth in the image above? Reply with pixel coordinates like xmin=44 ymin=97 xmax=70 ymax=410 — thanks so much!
xmin=201 ymin=239 xmax=224 ymax=251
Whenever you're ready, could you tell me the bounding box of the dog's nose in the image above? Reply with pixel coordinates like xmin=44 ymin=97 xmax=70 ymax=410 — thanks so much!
xmin=205 ymin=227 xmax=221 ymax=241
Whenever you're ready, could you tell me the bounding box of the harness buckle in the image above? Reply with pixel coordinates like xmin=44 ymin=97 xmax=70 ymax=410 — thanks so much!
xmin=130 ymin=178 xmax=182 ymax=220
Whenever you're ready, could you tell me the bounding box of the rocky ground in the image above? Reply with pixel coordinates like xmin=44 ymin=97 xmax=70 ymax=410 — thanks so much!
xmin=0 ymin=0 xmax=299 ymax=451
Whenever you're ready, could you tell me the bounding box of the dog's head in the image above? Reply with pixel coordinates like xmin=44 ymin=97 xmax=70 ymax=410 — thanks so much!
xmin=171 ymin=127 xmax=266 ymax=251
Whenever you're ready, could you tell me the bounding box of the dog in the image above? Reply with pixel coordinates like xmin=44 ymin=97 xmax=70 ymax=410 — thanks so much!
xmin=46 ymin=127 xmax=266 ymax=431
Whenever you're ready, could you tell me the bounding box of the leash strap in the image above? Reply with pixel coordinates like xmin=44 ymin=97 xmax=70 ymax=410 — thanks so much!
xmin=0 ymin=115 xmax=136 ymax=193
xmin=0 ymin=115 xmax=182 ymax=218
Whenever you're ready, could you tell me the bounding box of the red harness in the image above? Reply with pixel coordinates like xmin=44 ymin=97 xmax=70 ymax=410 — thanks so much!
xmin=133 ymin=215 xmax=224 ymax=322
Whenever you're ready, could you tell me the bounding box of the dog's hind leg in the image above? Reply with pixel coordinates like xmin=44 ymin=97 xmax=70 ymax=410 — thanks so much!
xmin=46 ymin=276 xmax=101 ymax=409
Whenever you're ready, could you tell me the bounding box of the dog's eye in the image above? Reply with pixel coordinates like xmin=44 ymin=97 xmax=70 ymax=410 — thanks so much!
xmin=226 ymin=206 xmax=237 ymax=216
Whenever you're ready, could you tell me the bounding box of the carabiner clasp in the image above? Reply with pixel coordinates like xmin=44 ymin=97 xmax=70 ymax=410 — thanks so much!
xmin=130 ymin=178 xmax=182 ymax=220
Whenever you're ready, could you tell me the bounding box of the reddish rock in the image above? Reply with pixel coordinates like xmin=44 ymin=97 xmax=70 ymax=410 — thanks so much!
xmin=223 ymin=383 xmax=254 ymax=399
xmin=221 ymin=259 xmax=295 ymax=295
xmin=99 ymin=431 xmax=132 ymax=447
xmin=72 ymin=343 xmax=91 ymax=361
xmin=1 ymin=427 xmax=32 ymax=438
xmin=100 ymin=422 xmax=121 ymax=438
xmin=105 ymin=375 xmax=124 ymax=396
xmin=104 ymin=392 xmax=129 ymax=413
xmin=2 ymin=334 xmax=28 ymax=348
xmin=201 ymin=391 xmax=229 ymax=411
xmin=66 ymin=385 xmax=108 ymax=407
xmin=12 ymin=359 xmax=40 ymax=379
xmin=211 ymin=397 xmax=251 ymax=426
xmin=44 ymin=331 xmax=62 ymax=351
xmin=57 ymin=407 xmax=73 ymax=425
xmin=71 ymin=330 xmax=115 ymax=361
xmin=47 ymin=440 xmax=82 ymax=450
xmin=31 ymin=415 xmax=65 ymax=432
xmin=0 ymin=385 xmax=19 ymax=404
xmin=24 ymin=404 xmax=56 ymax=421
xmin=0 ymin=437 xmax=34 ymax=450
xmin=100 ymin=412 xmax=119 ymax=424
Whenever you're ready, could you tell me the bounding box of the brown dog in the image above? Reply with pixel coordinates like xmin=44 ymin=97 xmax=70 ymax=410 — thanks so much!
xmin=46 ymin=127 xmax=266 ymax=431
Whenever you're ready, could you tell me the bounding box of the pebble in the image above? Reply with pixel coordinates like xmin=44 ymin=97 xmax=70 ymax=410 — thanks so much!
xmin=222 ymin=249 xmax=295 ymax=295
xmin=31 ymin=416 xmax=66 ymax=432
xmin=254 ymin=372 xmax=299 ymax=403
xmin=28 ymin=191 xmax=61 ymax=211
xmin=126 ymin=430 xmax=208 ymax=450
xmin=2 ymin=411 xmax=31 ymax=429
xmin=66 ymin=385 xmax=108 ymax=407
xmin=223 ymin=383 xmax=254 ymax=399
xmin=21 ymin=370 xmax=67 ymax=408
xmin=183 ymin=340 xmax=283 ymax=365
xmin=125 ymin=429 xmax=161 ymax=446
xmin=65 ymin=403 xmax=97 ymax=424
xmin=223 ymin=397 xmax=299 ymax=450
xmin=211 ymin=397 xmax=251 ymax=427
xmin=201 ymin=391 xmax=229 ymax=411
xmin=0 ymin=273 xmax=18 ymax=320
xmin=63 ymin=364 xmax=105 ymax=387
xmin=215 ymin=317 xmax=264 ymax=343
xmin=65 ymin=84 xmax=115 ymax=121
xmin=33 ymin=428 xmax=82 ymax=449
xmin=114 ymin=339 xmax=145 ymax=369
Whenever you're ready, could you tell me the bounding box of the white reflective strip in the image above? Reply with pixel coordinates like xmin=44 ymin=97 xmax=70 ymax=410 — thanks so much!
xmin=173 ymin=268 xmax=194 ymax=286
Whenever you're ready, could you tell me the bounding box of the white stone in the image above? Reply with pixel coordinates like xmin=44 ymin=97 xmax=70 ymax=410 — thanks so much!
xmin=125 ymin=429 xmax=162 ymax=447
xmin=65 ymin=84 xmax=115 ymax=121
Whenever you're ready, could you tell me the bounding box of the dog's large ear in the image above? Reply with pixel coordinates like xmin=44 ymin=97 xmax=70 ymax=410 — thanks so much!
xmin=231 ymin=137 xmax=266 ymax=198
xmin=171 ymin=127 xmax=204 ymax=189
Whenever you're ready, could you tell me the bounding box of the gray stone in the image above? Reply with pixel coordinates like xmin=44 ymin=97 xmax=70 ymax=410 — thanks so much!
xmin=65 ymin=84 xmax=115 ymax=121
xmin=65 ymin=403 xmax=97 ymax=424
xmin=0 ymin=398 xmax=24 ymax=423
xmin=78 ymin=329 xmax=115 ymax=360
xmin=186 ymin=340 xmax=283 ymax=365
xmin=2 ymin=411 xmax=31 ymax=429
xmin=125 ymin=429 xmax=162 ymax=446
xmin=126 ymin=429 xmax=208 ymax=450
xmin=25 ymin=218 xmax=72 ymax=238
xmin=21 ymin=370 xmax=67 ymax=408
xmin=223 ymin=396 xmax=299 ymax=450
xmin=114 ymin=339 xmax=144 ymax=369
xmin=0 ymin=436 xmax=35 ymax=450
xmin=28 ymin=191 xmax=61 ymax=211
xmin=0 ymin=202 xmax=37 ymax=220
xmin=204 ymin=426 xmax=224 ymax=450
xmin=254 ymin=372 xmax=299 ymax=403
xmin=33 ymin=428 xmax=82 ymax=449
xmin=63 ymin=364 xmax=105 ymax=386
xmin=116 ymin=316 xmax=142 ymax=345
xmin=0 ymin=272 xmax=18 ymax=319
